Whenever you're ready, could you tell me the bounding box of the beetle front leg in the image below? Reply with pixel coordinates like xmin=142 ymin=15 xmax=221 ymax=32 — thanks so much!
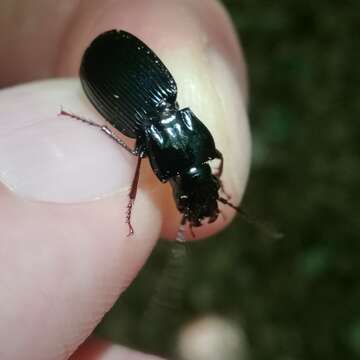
xmin=59 ymin=109 xmax=138 ymax=156
xmin=175 ymin=216 xmax=187 ymax=242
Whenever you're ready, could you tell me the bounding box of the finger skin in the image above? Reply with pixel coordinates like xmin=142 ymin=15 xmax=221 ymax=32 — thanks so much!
xmin=0 ymin=0 xmax=247 ymax=99
xmin=0 ymin=183 xmax=161 ymax=359
xmin=0 ymin=0 xmax=250 ymax=359
xmin=69 ymin=338 xmax=165 ymax=360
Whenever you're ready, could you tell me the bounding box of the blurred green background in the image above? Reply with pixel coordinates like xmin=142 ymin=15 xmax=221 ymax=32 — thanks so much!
xmin=96 ymin=1 xmax=359 ymax=359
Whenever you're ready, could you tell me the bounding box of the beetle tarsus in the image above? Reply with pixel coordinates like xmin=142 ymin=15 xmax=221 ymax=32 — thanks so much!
xmin=126 ymin=156 xmax=142 ymax=236
xmin=126 ymin=215 xmax=134 ymax=236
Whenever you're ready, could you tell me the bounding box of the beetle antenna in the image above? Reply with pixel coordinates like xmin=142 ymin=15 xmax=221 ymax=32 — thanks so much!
xmin=218 ymin=197 xmax=283 ymax=239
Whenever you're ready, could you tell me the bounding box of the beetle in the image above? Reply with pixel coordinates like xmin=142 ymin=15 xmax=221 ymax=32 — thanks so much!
xmin=60 ymin=30 xmax=240 ymax=241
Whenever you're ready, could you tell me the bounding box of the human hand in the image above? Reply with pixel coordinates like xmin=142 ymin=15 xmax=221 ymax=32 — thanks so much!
xmin=0 ymin=0 xmax=250 ymax=359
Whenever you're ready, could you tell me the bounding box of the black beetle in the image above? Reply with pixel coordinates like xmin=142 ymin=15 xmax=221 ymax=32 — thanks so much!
xmin=60 ymin=30 xmax=240 ymax=241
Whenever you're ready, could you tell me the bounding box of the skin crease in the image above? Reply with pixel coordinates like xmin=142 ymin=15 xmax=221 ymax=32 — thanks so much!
xmin=0 ymin=1 xmax=250 ymax=360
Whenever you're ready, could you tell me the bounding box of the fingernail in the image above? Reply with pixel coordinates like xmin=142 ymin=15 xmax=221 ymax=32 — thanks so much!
xmin=0 ymin=79 xmax=135 ymax=202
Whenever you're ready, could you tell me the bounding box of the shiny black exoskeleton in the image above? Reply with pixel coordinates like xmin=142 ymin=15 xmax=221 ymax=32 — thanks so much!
xmin=143 ymin=107 xmax=223 ymax=227
xmin=61 ymin=30 xmax=237 ymax=239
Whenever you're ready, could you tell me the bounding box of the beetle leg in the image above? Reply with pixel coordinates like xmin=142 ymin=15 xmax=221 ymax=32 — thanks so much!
xmin=189 ymin=224 xmax=196 ymax=238
xmin=214 ymin=149 xmax=224 ymax=177
xmin=209 ymin=210 xmax=223 ymax=223
xmin=219 ymin=180 xmax=232 ymax=200
xmin=176 ymin=216 xmax=198 ymax=241
xmin=59 ymin=109 xmax=138 ymax=156
xmin=213 ymin=150 xmax=232 ymax=200
xmin=175 ymin=216 xmax=187 ymax=242
xmin=126 ymin=155 xmax=143 ymax=236
xmin=218 ymin=197 xmax=240 ymax=210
